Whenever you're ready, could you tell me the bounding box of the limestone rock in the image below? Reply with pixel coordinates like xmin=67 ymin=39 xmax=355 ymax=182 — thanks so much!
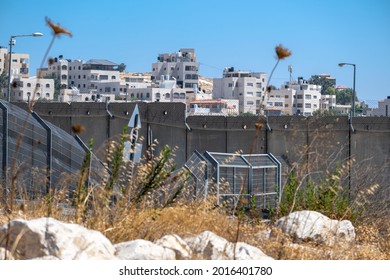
xmin=0 ymin=217 xmax=117 ymax=260
xmin=274 ymin=210 xmax=355 ymax=245
xmin=115 ymin=239 xmax=176 ymax=260
xmin=155 ymin=234 xmax=192 ymax=260
xmin=184 ymin=231 xmax=273 ymax=260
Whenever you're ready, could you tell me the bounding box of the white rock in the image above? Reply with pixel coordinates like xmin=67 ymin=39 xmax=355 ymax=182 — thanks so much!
xmin=115 ymin=239 xmax=176 ymax=260
xmin=155 ymin=234 xmax=192 ymax=260
xmin=274 ymin=210 xmax=355 ymax=245
xmin=184 ymin=231 xmax=273 ymax=260
xmin=0 ymin=247 xmax=14 ymax=260
xmin=0 ymin=217 xmax=117 ymax=260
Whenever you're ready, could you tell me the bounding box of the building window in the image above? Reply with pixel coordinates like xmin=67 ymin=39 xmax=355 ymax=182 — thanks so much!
xmin=146 ymin=92 xmax=150 ymax=98
xmin=105 ymin=87 xmax=110 ymax=92
xmin=78 ymin=75 xmax=81 ymax=79
xmin=305 ymin=103 xmax=311 ymax=108
xmin=275 ymin=102 xmax=283 ymax=107
xmin=46 ymin=93 xmax=50 ymax=98
xmin=285 ymin=104 xmax=289 ymax=107
xmin=27 ymin=83 xmax=31 ymax=87
xmin=100 ymin=75 xmax=108 ymax=80
xmin=313 ymin=95 xmax=318 ymax=99
xmin=83 ymin=84 xmax=86 ymax=88
xmin=297 ymin=94 xmax=303 ymax=99
xmin=247 ymin=82 xmax=253 ymax=87
xmin=228 ymin=83 xmax=233 ymax=87
xmin=247 ymin=101 xmax=254 ymax=105
xmin=61 ymin=74 xmax=67 ymax=80
xmin=111 ymin=76 xmax=116 ymax=80
xmin=285 ymin=95 xmax=289 ymax=98
xmin=165 ymin=93 xmax=170 ymax=99
xmin=305 ymin=94 xmax=311 ymax=99
xmin=297 ymin=103 xmax=303 ymax=108
xmin=83 ymin=75 xmax=86 ymax=79
xmin=246 ymin=92 xmax=253 ymax=97
xmin=46 ymin=83 xmax=50 ymax=88
xmin=36 ymin=83 xmax=41 ymax=88
xmin=78 ymin=66 xmax=81 ymax=70
xmin=61 ymin=65 xmax=67 ymax=70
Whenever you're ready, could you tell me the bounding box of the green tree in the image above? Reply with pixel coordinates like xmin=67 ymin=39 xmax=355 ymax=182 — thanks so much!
xmin=336 ymin=88 xmax=358 ymax=105
xmin=324 ymin=87 xmax=336 ymax=96
xmin=308 ymin=75 xmax=336 ymax=95
xmin=118 ymin=63 xmax=126 ymax=73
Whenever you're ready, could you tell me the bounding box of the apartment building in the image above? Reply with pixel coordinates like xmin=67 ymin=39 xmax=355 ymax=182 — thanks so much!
xmin=11 ymin=76 xmax=54 ymax=101
xmin=41 ymin=56 xmax=121 ymax=98
xmin=152 ymin=48 xmax=199 ymax=90
xmin=212 ymin=67 xmax=267 ymax=114
xmin=267 ymin=77 xmax=327 ymax=116
xmin=0 ymin=46 xmax=30 ymax=78
xmin=367 ymin=96 xmax=390 ymax=116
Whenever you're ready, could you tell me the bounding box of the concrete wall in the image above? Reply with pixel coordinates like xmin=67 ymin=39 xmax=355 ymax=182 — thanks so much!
xmin=14 ymin=102 xmax=390 ymax=194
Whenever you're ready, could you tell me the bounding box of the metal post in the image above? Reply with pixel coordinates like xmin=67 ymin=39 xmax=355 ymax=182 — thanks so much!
xmin=7 ymin=38 xmax=14 ymax=102
xmin=0 ymin=102 xmax=8 ymax=200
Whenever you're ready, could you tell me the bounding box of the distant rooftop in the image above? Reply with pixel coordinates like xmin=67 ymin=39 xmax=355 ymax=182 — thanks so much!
xmin=84 ymin=59 xmax=118 ymax=66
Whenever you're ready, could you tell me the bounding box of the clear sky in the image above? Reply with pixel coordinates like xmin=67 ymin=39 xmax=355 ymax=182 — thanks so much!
xmin=1 ymin=0 xmax=389 ymax=102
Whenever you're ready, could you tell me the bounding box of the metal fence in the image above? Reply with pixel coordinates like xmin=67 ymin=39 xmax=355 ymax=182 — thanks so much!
xmin=0 ymin=101 xmax=106 ymax=200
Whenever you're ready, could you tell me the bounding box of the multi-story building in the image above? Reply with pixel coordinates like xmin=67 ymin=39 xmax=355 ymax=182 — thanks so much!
xmin=0 ymin=46 xmax=30 ymax=79
xmin=367 ymin=96 xmax=390 ymax=116
xmin=152 ymin=48 xmax=199 ymax=90
xmin=266 ymin=77 xmax=328 ymax=116
xmin=40 ymin=56 xmax=121 ymax=99
xmin=212 ymin=67 xmax=267 ymax=114
xmin=11 ymin=76 xmax=54 ymax=101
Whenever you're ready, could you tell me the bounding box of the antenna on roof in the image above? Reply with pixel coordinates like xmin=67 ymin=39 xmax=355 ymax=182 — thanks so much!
xmin=288 ymin=65 xmax=293 ymax=84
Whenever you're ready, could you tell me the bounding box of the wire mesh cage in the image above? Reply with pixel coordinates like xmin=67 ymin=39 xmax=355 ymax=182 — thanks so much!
xmin=184 ymin=151 xmax=282 ymax=211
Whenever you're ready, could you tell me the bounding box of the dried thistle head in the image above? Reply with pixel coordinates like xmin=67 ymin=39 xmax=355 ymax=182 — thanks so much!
xmin=72 ymin=123 xmax=86 ymax=134
xmin=275 ymin=44 xmax=291 ymax=60
xmin=45 ymin=17 xmax=73 ymax=37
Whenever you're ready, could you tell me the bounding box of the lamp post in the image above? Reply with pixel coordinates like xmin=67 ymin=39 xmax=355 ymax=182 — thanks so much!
xmin=338 ymin=62 xmax=356 ymax=117
xmin=7 ymin=32 xmax=43 ymax=102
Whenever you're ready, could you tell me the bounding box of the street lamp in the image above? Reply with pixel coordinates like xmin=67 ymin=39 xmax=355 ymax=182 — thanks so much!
xmin=338 ymin=62 xmax=356 ymax=117
xmin=7 ymin=32 xmax=43 ymax=102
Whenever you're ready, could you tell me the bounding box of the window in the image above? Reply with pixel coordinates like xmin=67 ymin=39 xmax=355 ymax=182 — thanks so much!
xmin=100 ymin=75 xmax=108 ymax=80
xmin=78 ymin=75 xmax=81 ymax=79
xmin=61 ymin=74 xmax=67 ymax=80
xmin=111 ymin=76 xmax=116 ymax=80
xmin=275 ymin=102 xmax=283 ymax=107
xmin=165 ymin=93 xmax=170 ymax=99
xmin=305 ymin=103 xmax=311 ymax=108
xmin=228 ymin=83 xmax=233 ymax=87
xmin=246 ymin=92 xmax=253 ymax=97
xmin=297 ymin=103 xmax=303 ymax=108
xmin=297 ymin=95 xmax=303 ymax=99
xmin=305 ymin=94 xmax=311 ymax=99
xmin=285 ymin=95 xmax=289 ymax=98
xmin=46 ymin=83 xmax=50 ymax=88
xmin=256 ymin=92 xmax=262 ymax=97
xmin=146 ymin=92 xmax=150 ymax=98
xmin=247 ymin=82 xmax=253 ymax=87
xmin=247 ymin=101 xmax=254 ymax=105
xmin=61 ymin=65 xmax=67 ymax=70
xmin=27 ymin=83 xmax=31 ymax=87
xmin=285 ymin=104 xmax=289 ymax=107
xmin=313 ymin=95 xmax=318 ymax=99
xmin=156 ymin=92 xmax=161 ymax=99
xmin=78 ymin=66 xmax=81 ymax=70
xmin=83 ymin=75 xmax=86 ymax=79
xmin=36 ymin=83 xmax=41 ymax=88
xmin=27 ymin=92 xmax=31 ymax=96
xmin=105 ymin=87 xmax=110 ymax=92
xmin=46 ymin=93 xmax=50 ymax=97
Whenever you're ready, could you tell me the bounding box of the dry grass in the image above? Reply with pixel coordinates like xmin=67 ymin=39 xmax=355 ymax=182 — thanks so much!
xmin=1 ymin=192 xmax=389 ymax=260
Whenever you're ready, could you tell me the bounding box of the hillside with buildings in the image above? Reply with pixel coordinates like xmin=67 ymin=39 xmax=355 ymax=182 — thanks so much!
xmin=1 ymin=46 xmax=388 ymax=116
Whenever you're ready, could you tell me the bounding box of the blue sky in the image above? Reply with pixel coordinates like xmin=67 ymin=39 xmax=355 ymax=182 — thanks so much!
xmin=1 ymin=0 xmax=389 ymax=102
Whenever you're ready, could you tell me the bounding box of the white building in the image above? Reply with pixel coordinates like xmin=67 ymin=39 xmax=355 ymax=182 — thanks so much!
xmin=0 ymin=46 xmax=30 ymax=78
xmin=212 ymin=67 xmax=267 ymax=115
xmin=367 ymin=97 xmax=390 ymax=116
xmin=40 ymin=56 xmax=121 ymax=99
xmin=11 ymin=76 xmax=54 ymax=101
xmin=152 ymin=48 xmax=199 ymax=90
xmin=266 ymin=77 xmax=328 ymax=116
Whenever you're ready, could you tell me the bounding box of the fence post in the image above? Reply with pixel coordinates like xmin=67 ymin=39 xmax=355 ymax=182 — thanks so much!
xmin=0 ymin=101 xmax=8 ymax=201
xmin=31 ymin=111 xmax=52 ymax=194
